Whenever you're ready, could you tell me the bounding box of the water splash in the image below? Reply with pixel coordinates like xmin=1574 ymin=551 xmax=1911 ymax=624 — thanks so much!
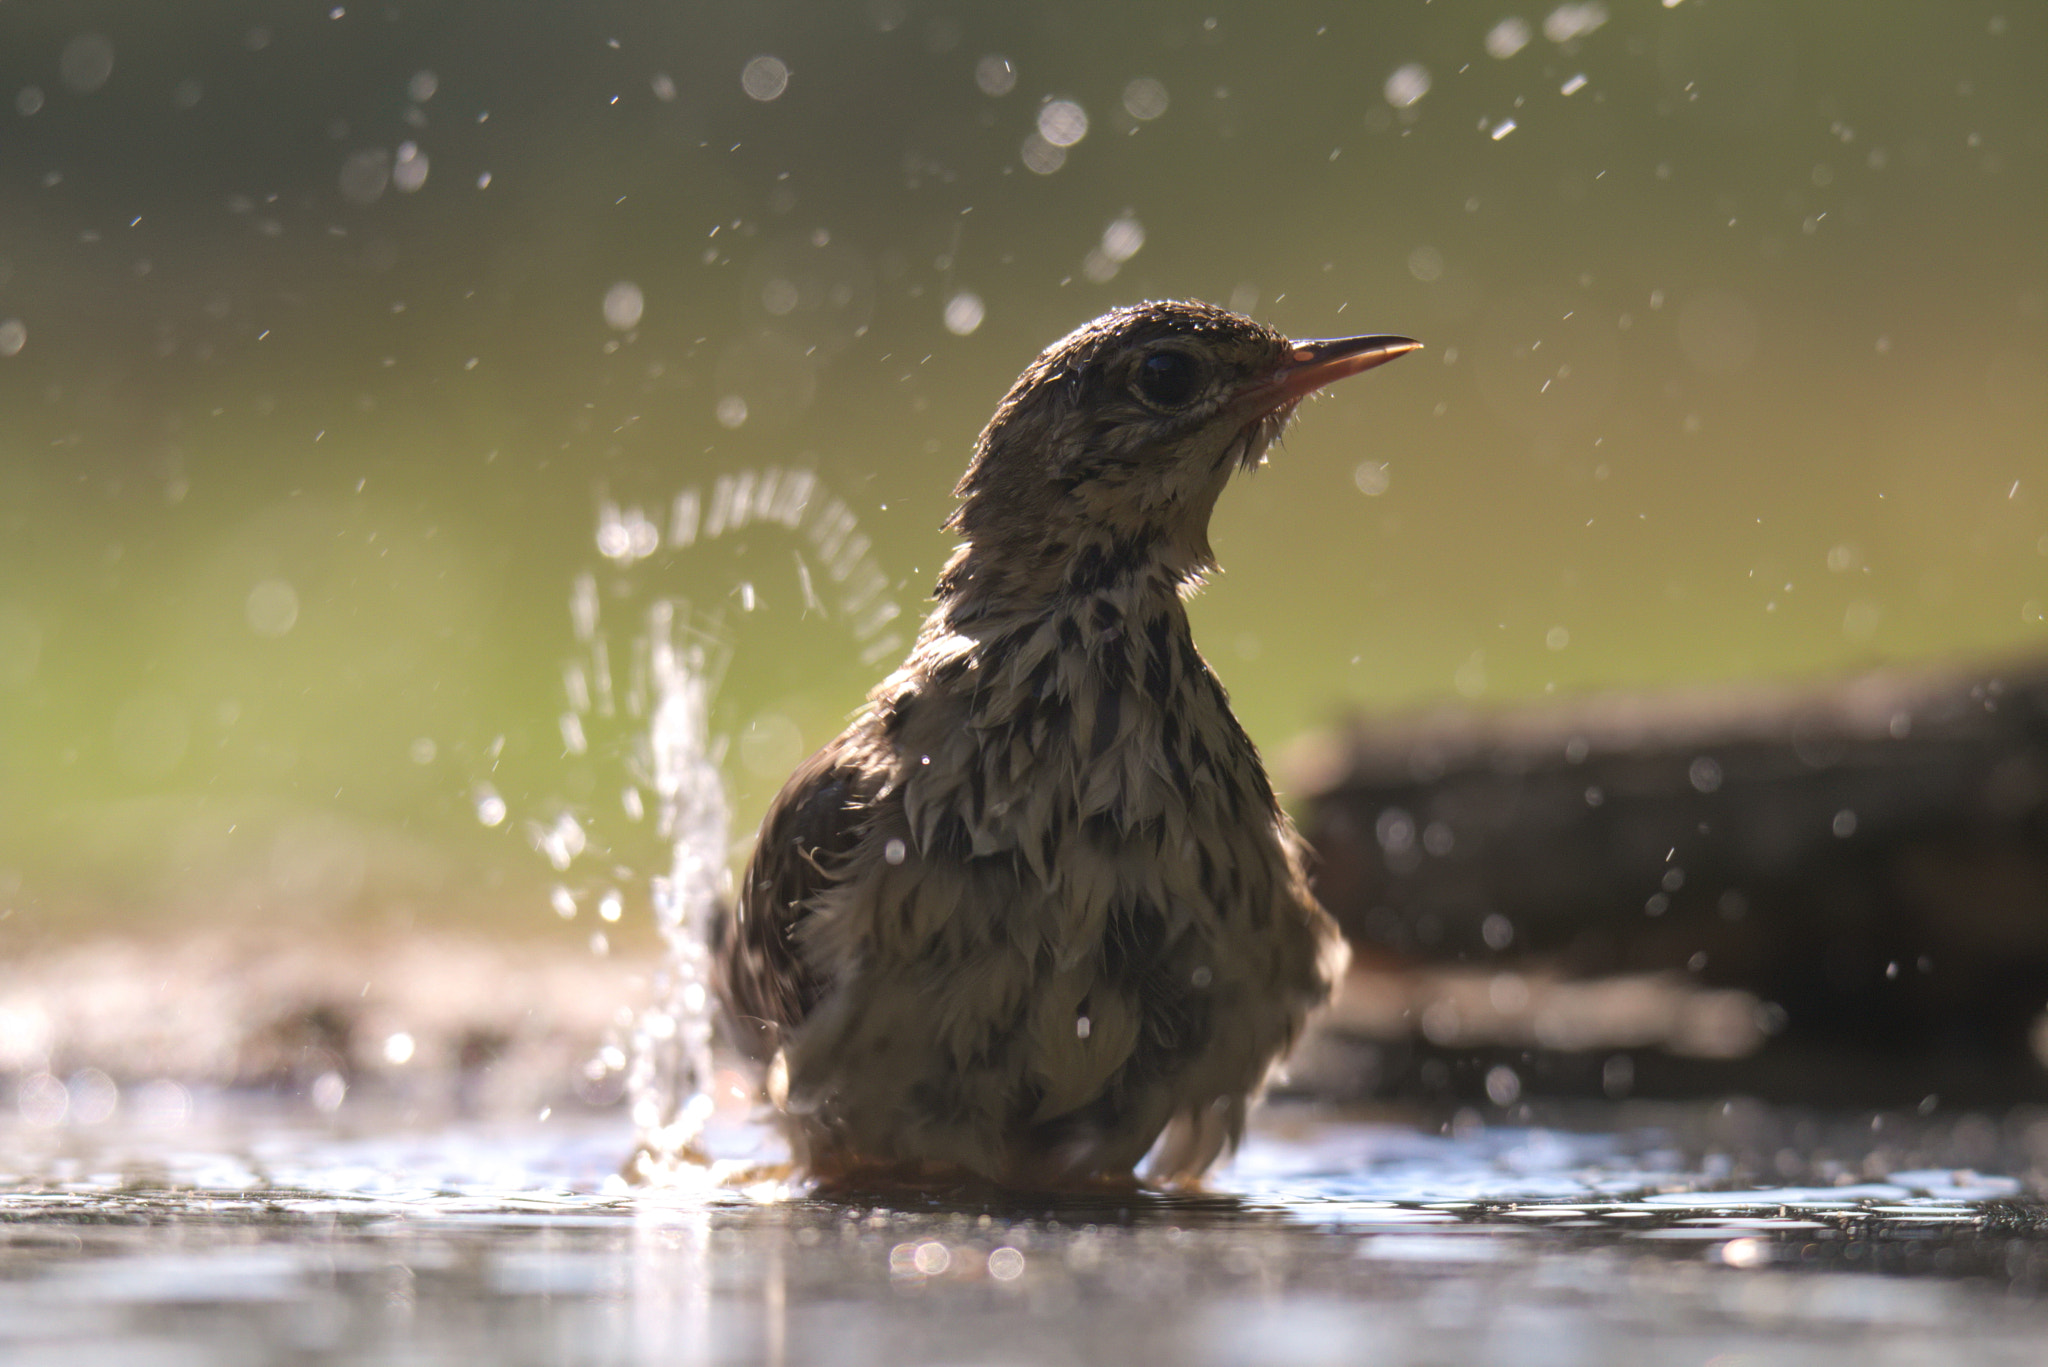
xmin=598 ymin=466 xmax=904 ymax=667
xmin=532 ymin=466 xmax=904 ymax=1177
xmin=628 ymin=597 xmax=728 ymax=1171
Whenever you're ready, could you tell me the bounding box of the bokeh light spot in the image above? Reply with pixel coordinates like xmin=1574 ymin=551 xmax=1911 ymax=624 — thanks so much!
xmin=1486 ymin=18 xmax=1532 ymax=59
xmin=1122 ymin=77 xmax=1169 ymax=121
xmin=392 ymin=142 xmax=428 ymax=192
xmin=1037 ymin=99 xmax=1089 ymax=147
xmin=1020 ymin=134 xmax=1065 ymax=175
xmin=603 ymin=281 xmax=645 ymax=331
xmin=1384 ymin=63 xmax=1430 ymax=108
xmin=245 ymin=579 xmax=300 ymax=637
xmin=59 ymin=34 xmax=115 ymax=95
xmin=943 ymin=292 xmax=985 ymax=336
xmin=338 ymin=150 xmax=391 ymax=204
xmin=741 ymin=55 xmax=790 ymax=102
xmin=1544 ymin=4 xmax=1610 ymax=44
xmin=975 ymin=55 xmax=1016 ymax=96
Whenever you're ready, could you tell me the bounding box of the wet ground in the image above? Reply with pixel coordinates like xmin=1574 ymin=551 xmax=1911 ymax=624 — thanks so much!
xmin=4 ymin=1099 xmax=2046 ymax=1366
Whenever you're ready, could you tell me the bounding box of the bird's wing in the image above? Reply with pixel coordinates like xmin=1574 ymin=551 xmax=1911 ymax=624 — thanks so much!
xmin=716 ymin=743 xmax=874 ymax=1061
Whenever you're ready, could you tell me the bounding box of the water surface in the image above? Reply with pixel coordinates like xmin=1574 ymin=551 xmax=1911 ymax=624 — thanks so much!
xmin=5 ymin=1101 xmax=2043 ymax=1365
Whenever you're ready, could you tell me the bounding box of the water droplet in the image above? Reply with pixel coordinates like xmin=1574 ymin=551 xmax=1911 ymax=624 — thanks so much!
xmin=1543 ymin=4 xmax=1609 ymax=44
xmin=1122 ymin=77 xmax=1169 ymax=121
xmin=1376 ymin=809 xmax=1415 ymax=854
xmin=338 ymin=149 xmax=391 ymax=204
xmin=603 ymin=281 xmax=645 ymax=330
xmin=884 ymin=837 xmax=907 ymax=865
xmin=1453 ymin=655 xmax=1487 ymax=697
xmin=16 ymin=1073 xmax=68 ymax=1127
xmin=1484 ymin=17 xmax=1531 ymax=59
xmin=760 ymin=276 xmax=799 ymax=315
xmin=309 ymin=1071 xmax=347 ymax=1112
xmin=59 ymin=34 xmax=115 ymax=95
xmin=1100 ymin=215 xmax=1144 ymax=263
xmin=67 ymin=1069 xmax=117 ymax=1125
xmin=538 ymin=812 xmax=586 ymax=870
xmin=245 ymin=579 xmax=299 ymax=637
xmin=1037 ymin=98 xmax=1088 ymax=147
xmin=943 ymin=291 xmax=984 ymax=335
xmin=1012 ymin=131 xmax=1065 ymax=173
xmin=741 ymin=55 xmax=789 ymax=102
xmin=975 ymin=55 xmax=1016 ymax=97
xmin=1384 ymin=63 xmax=1430 ymax=108
xmin=392 ymin=141 xmax=428 ymax=192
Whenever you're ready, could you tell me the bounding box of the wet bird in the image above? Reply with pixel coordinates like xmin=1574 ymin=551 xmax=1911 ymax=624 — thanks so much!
xmin=719 ymin=300 xmax=1419 ymax=1188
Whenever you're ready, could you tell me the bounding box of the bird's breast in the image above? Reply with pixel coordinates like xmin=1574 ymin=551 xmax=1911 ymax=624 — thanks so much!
xmin=892 ymin=592 xmax=1273 ymax=877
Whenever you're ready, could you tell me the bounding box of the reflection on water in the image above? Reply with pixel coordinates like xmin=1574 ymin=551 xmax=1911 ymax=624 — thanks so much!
xmin=1 ymin=1103 xmax=2044 ymax=1366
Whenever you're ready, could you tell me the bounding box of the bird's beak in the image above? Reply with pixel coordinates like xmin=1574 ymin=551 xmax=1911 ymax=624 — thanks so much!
xmin=1241 ymin=334 xmax=1423 ymax=414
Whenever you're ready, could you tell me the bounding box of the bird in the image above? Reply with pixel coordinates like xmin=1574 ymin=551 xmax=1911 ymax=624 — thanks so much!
xmin=717 ymin=300 xmax=1419 ymax=1190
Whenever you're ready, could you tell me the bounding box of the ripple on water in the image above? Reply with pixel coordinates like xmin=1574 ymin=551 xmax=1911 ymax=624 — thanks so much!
xmin=2 ymin=1107 xmax=2045 ymax=1362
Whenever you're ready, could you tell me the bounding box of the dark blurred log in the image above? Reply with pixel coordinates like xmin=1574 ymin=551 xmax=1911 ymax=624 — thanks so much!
xmin=1292 ymin=655 xmax=2048 ymax=1097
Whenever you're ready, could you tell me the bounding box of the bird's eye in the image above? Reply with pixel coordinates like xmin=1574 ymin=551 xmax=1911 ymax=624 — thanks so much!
xmin=1133 ymin=350 xmax=1204 ymax=410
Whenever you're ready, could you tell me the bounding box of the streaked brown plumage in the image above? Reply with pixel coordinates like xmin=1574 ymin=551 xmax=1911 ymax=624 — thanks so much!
xmin=719 ymin=300 xmax=1418 ymax=1188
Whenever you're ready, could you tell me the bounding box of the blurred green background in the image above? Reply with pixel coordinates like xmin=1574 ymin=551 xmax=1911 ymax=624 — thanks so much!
xmin=1 ymin=1 xmax=2042 ymax=942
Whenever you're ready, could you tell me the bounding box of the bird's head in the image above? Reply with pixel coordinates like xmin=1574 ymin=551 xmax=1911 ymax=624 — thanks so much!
xmin=943 ymin=300 xmax=1418 ymax=600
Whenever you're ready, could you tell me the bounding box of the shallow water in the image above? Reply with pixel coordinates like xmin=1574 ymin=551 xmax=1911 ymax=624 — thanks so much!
xmin=5 ymin=1101 xmax=2044 ymax=1366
